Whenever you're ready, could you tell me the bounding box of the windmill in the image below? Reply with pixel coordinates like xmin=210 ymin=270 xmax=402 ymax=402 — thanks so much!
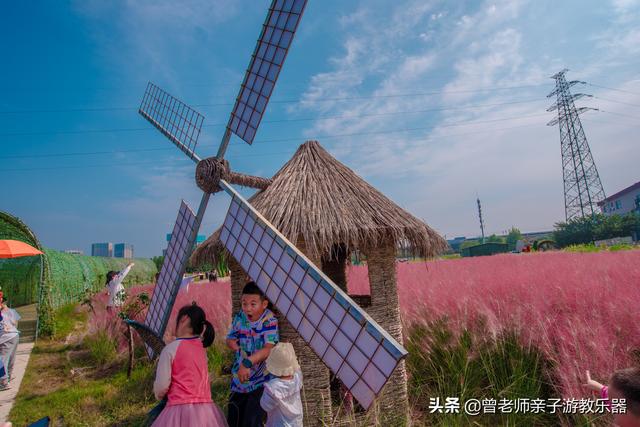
xmin=136 ymin=0 xmax=408 ymax=414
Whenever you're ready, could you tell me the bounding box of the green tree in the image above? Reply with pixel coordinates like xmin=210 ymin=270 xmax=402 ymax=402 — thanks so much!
xmin=594 ymin=214 xmax=625 ymax=240
xmin=553 ymin=216 xmax=598 ymax=247
xmin=621 ymin=212 xmax=640 ymax=238
xmin=553 ymin=212 xmax=640 ymax=248
xmin=506 ymin=227 xmax=523 ymax=251
xmin=151 ymin=256 xmax=164 ymax=271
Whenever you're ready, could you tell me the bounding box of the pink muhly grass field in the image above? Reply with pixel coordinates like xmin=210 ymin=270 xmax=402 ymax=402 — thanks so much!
xmin=87 ymin=250 xmax=640 ymax=398
xmin=88 ymin=280 xmax=232 ymax=350
xmin=348 ymin=250 xmax=640 ymax=398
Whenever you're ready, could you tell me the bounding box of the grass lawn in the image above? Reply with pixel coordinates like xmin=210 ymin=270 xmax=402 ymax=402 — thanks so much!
xmin=10 ymin=305 xmax=232 ymax=426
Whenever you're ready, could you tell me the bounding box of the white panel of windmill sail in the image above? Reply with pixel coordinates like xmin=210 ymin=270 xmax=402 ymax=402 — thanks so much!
xmin=139 ymin=82 xmax=205 ymax=161
xmin=145 ymin=201 xmax=197 ymax=356
xmin=228 ymin=0 xmax=308 ymax=145
xmin=218 ymin=180 xmax=407 ymax=410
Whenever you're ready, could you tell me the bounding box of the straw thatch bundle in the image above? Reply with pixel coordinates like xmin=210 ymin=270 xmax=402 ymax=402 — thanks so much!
xmin=192 ymin=140 xmax=447 ymax=265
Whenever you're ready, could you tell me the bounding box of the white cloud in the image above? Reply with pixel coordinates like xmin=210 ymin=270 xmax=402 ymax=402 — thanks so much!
xmin=297 ymin=0 xmax=640 ymax=237
xmin=611 ymin=0 xmax=640 ymax=13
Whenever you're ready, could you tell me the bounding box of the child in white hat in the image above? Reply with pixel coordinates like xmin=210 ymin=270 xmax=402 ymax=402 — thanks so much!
xmin=260 ymin=342 xmax=304 ymax=427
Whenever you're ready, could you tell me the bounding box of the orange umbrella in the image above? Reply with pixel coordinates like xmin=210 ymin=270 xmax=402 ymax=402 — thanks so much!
xmin=0 ymin=239 xmax=43 ymax=258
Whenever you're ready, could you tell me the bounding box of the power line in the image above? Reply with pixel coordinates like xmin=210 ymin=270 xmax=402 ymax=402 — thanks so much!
xmin=593 ymin=96 xmax=640 ymax=109
xmin=597 ymin=110 xmax=640 ymax=120
xmin=0 ymin=122 xmax=541 ymax=161
xmin=2 ymin=103 xmax=629 ymax=164
xmin=2 ymin=116 xmax=555 ymax=166
xmin=0 ymin=70 xmax=558 ymax=94
xmin=0 ymin=97 xmax=546 ymax=137
xmin=587 ymin=82 xmax=640 ymax=97
xmin=252 ymin=112 xmax=550 ymax=144
xmin=0 ymin=147 xmax=173 ymax=160
xmin=255 ymin=98 xmax=546 ymax=124
xmin=2 ymin=111 xmax=551 ymax=160
xmin=0 ymin=126 xmax=151 ymax=138
xmin=0 ymin=83 xmax=549 ymax=115
xmin=0 ymin=151 xmax=296 ymax=172
xmin=1 ymin=114 xmax=628 ymax=172
xmin=0 ymin=159 xmax=191 ymax=172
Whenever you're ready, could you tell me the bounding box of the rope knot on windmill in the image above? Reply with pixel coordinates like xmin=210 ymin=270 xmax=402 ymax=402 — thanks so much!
xmin=195 ymin=157 xmax=272 ymax=194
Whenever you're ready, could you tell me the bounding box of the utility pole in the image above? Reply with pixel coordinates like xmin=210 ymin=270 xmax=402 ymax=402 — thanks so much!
xmin=547 ymin=69 xmax=606 ymax=221
xmin=477 ymin=197 xmax=485 ymax=244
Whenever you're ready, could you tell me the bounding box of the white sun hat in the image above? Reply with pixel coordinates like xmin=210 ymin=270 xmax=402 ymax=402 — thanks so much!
xmin=266 ymin=342 xmax=300 ymax=377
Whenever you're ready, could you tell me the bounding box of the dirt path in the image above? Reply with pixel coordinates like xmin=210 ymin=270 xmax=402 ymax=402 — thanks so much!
xmin=0 ymin=304 xmax=37 ymax=423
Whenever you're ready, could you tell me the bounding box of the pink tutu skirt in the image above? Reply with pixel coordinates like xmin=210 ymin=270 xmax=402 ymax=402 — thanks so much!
xmin=152 ymin=402 xmax=228 ymax=427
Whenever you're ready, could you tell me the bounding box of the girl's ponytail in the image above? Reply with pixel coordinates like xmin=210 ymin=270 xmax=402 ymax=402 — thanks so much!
xmin=175 ymin=303 xmax=216 ymax=348
xmin=202 ymin=320 xmax=215 ymax=348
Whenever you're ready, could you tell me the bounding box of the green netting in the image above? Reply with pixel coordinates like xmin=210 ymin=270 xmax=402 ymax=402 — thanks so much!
xmin=1 ymin=210 xmax=158 ymax=336
xmin=0 ymin=210 xmax=54 ymax=334
xmin=45 ymin=250 xmax=157 ymax=307
xmin=0 ymin=212 xmax=42 ymax=306
xmin=0 ymin=256 xmax=40 ymax=306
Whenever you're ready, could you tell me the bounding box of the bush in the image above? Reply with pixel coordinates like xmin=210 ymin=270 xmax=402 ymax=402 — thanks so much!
xmin=608 ymin=243 xmax=635 ymax=251
xmin=84 ymin=330 xmax=118 ymax=365
xmin=506 ymin=227 xmax=523 ymax=251
xmin=406 ymin=319 xmax=558 ymax=426
xmin=564 ymin=244 xmax=601 ymax=253
xmin=553 ymin=212 xmax=640 ymax=248
xmin=564 ymin=243 xmax=636 ymax=253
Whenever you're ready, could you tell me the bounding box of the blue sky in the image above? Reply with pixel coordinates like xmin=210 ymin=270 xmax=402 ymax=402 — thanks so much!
xmin=2 ymin=0 xmax=639 ymax=257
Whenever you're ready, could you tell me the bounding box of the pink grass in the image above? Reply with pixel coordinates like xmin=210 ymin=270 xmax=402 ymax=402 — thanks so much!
xmin=87 ymin=280 xmax=232 ymax=350
xmin=348 ymin=250 xmax=640 ymax=398
xmin=87 ymin=250 xmax=640 ymax=398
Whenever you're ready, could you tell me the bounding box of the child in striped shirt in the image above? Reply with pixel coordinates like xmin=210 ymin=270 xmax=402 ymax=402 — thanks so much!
xmin=226 ymin=282 xmax=279 ymax=427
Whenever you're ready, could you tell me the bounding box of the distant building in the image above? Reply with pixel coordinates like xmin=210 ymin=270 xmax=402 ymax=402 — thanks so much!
xmin=114 ymin=243 xmax=134 ymax=258
xmin=91 ymin=242 xmax=113 ymax=257
xmin=598 ymin=181 xmax=640 ymax=216
xmin=64 ymin=249 xmax=83 ymax=255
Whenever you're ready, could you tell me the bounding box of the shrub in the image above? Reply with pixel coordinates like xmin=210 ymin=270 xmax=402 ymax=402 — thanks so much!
xmin=407 ymin=319 xmax=558 ymax=426
xmin=84 ymin=330 xmax=118 ymax=365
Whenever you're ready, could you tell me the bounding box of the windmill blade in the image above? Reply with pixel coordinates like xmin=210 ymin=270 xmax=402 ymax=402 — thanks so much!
xmin=124 ymin=318 xmax=166 ymax=356
xmin=223 ymin=0 xmax=308 ymax=150
xmin=139 ymin=82 xmax=205 ymax=163
xmin=144 ymin=198 xmax=208 ymax=358
xmin=218 ymin=179 xmax=407 ymax=410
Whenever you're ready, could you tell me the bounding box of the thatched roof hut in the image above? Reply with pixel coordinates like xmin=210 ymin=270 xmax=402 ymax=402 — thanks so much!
xmin=192 ymin=140 xmax=447 ymax=265
xmin=193 ymin=140 xmax=447 ymax=426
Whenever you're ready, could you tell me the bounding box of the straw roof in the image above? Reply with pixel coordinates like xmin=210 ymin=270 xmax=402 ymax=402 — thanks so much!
xmin=192 ymin=140 xmax=448 ymax=264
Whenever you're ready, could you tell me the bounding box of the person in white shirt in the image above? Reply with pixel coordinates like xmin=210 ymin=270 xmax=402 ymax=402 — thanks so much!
xmin=0 ymin=289 xmax=20 ymax=383
xmin=105 ymin=263 xmax=134 ymax=314
xmin=260 ymin=342 xmax=304 ymax=427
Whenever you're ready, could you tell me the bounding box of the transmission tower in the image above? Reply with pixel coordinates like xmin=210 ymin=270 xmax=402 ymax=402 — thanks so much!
xmin=547 ymin=69 xmax=606 ymax=221
xmin=477 ymin=197 xmax=485 ymax=244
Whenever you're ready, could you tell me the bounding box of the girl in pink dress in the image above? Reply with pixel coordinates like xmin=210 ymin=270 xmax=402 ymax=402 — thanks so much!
xmin=152 ymin=304 xmax=228 ymax=427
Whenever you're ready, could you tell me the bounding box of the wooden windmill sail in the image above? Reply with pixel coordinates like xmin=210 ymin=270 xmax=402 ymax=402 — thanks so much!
xmin=135 ymin=0 xmax=414 ymax=419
